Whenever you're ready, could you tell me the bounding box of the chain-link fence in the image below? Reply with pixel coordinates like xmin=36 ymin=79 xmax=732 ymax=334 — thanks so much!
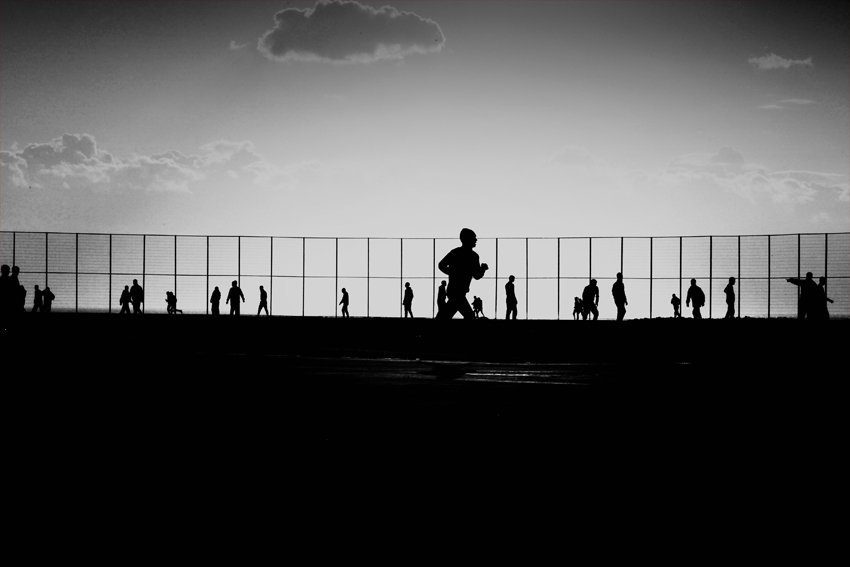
xmin=1 ymin=231 xmax=847 ymax=319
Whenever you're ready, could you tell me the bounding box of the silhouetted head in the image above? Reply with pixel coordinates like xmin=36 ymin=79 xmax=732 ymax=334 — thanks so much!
xmin=806 ymin=272 xmax=813 ymax=280
xmin=405 ymin=282 xmax=410 ymax=288
xmin=44 ymin=287 xmax=50 ymax=292
xmin=819 ymin=276 xmax=826 ymax=285
xmin=729 ymin=277 xmax=735 ymax=284
xmin=133 ymin=279 xmax=138 ymax=284
xmin=12 ymin=266 xmax=20 ymax=275
xmin=460 ymin=228 xmax=477 ymax=248
xmin=232 ymin=280 xmax=238 ymax=287
xmin=441 ymin=280 xmax=446 ymax=286
xmin=1 ymin=265 xmax=8 ymax=276
xmin=509 ymin=275 xmax=515 ymax=282
xmin=690 ymin=279 xmax=696 ymax=285
xmin=672 ymin=294 xmax=678 ymax=298
xmin=214 ymin=286 xmax=219 ymax=291
xmin=590 ymin=279 xmax=597 ymax=285
xmin=34 ymin=285 xmax=40 ymax=290
xmin=124 ymin=285 xmax=129 ymax=291
xmin=616 ymin=272 xmax=623 ymax=280
xmin=260 ymin=285 xmax=264 ymax=290
xmin=342 ymin=288 xmax=346 ymax=293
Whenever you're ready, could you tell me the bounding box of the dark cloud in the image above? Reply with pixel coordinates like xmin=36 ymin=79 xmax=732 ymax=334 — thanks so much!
xmin=258 ymin=0 xmax=445 ymax=63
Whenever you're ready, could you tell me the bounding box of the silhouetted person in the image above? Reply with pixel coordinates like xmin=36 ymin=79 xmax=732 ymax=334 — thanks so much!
xmin=258 ymin=285 xmax=268 ymax=316
xmin=210 ymin=286 xmax=221 ymax=315
xmin=472 ymin=296 xmax=486 ymax=318
xmin=686 ymin=279 xmax=705 ymax=319
xmin=612 ymin=272 xmax=627 ymax=321
xmin=166 ymin=291 xmax=182 ymax=314
xmin=42 ymin=287 xmax=55 ymax=313
xmin=0 ymin=265 xmax=12 ymax=317
xmin=573 ymin=297 xmax=582 ymax=320
xmin=724 ymin=277 xmax=736 ymax=319
xmin=814 ymin=276 xmax=834 ymax=320
xmin=436 ymin=281 xmax=447 ymax=318
xmin=582 ymin=279 xmax=599 ymax=320
xmin=227 ymin=280 xmax=245 ymax=315
xmin=32 ymin=285 xmax=43 ymax=313
xmin=786 ymin=272 xmax=818 ymax=320
xmin=671 ymin=294 xmax=681 ymax=318
xmin=12 ymin=266 xmax=26 ymax=313
xmin=130 ymin=279 xmax=144 ymax=314
xmin=119 ymin=285 xmax=131 ymax=314
xmin=505 ymin=275 xmax=518 ymax=320
xmin=403 ymin=282 xmax=414 ymax=318
xmin=339 ymin=288 xmax=349 ymax=318
xmin=437 ymin=228 xmax=489 ymax=320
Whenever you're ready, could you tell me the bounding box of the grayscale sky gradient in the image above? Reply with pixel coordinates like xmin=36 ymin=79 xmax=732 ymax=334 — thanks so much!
xmin=2 ymin=0 xmax=848 ymax=238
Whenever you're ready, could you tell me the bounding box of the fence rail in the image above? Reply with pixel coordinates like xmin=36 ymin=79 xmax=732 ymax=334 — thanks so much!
xmin=1 ymin=231 xmax=848 ymax=319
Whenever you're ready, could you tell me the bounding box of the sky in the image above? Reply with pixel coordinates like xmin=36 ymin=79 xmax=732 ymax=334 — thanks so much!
xmin=2 ymin=0 xmax=849 ymax=240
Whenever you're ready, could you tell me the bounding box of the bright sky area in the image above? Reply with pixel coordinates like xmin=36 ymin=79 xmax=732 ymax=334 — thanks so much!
xmin=2 ymin=0 xmax=848 ymax=240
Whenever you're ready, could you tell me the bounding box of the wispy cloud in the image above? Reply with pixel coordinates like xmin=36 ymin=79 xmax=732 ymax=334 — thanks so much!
xmin=778 ymin=99 xmax=815 ymax=105
xmin=257 ymin=0 xmax=445 ymax=63
xmin=229 ymin=40 xmax=249 ymax=51
xmin=748 ymin=53 xmax=813 ymax=70
xmin=759 ymin=104 xmax=785 ymax=110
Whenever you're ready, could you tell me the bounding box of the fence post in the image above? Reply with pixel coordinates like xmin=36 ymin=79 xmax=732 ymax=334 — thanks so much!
xmin=400 ymin=238 xmax=403 ymax=318
xmin=588 ymin=237 xmax=592 ymax=283
xmin=767 ymin=235 xmax=771 ymax=318
xmin=367 ymin=238 xmax=370 ymax=318
xmin=109 ymin=234 xmax=112 ymax=314
xmin=302 ymin=237 xmax=305 ymax=317
xmin=174 ymin=235 xmax=178 ymax=306
xmin=526 ymin=237 xmax=529 ymax=320
xmin=494 ymin=238 xmax=499 ymax=318
xmin=269 ymin=237 xmax=273 ymax=316
xmin=45 ymin=232 xmax=49 ymax=289
xmin=76 ymin=233 xmax=79 ymax=313
xmin=433 ymin=238 xmax=436 ymax=319
xmin=206 ymin=236 xmax=210 ymax=315
xmin=238 ymin=236 xmax=241 ymax=290
xmin=557 ymin=238 xmax=560 ymax=320
xmin=11 ymin=231 xmax=15 ymax=268
xmin=142 ymin=234 xmax=146 ymax=314
xmin=709 ymin=236 xmax=712 ymax=319
xmin=335 ymin=237 xmax=339 ymax=318
xmin=824 ymin=233 xmax=828 ymax=299
xmin=797 ymin=233 xmax=801 ymax=318
xmin=678 ymin=236 xmax=682 ymax=313
xmin=737 ymin=235 xmax=741 ymax=317
xmin=620 ymin=237 xmax=624 ymax=275
xmin=649 ymin=237 xmax=653 ymax=319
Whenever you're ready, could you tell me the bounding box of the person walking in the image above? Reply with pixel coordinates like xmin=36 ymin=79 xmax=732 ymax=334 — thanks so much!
xmin=42 ymin=287 xmax=55 ymax=313
xmin=32 ymin=285 xmax=43 ymax=313
xmin=226 ymin=280 xmax=244 ymax=315
xmin=686 ymin=279 xmax=705 ymax=319
xmin=403 ymin=282 xmax=414 ymax=318
xmin=119 ymin=285 xmax=131 ymax=314
xmin=210 ymin=286 xmax=221 ymax=315
xmin=436 ymin=281 xmax=447 ymax=318
xmin=437 ymin=228 xmax=489 ymax=320
xmin=257 ymin=285 xmax=269 ymax=316
xmin=724 ymin=277 xmax=736 ymax=319
xmin=130 ymin=279 xmax=144 ymax=314
xmin=582 ymin=279 xmax=599 ymax=320
xmin=505 ymin=275 xmax=518 ymax=320
xmin=786 ymin=272 xmax=818 ymax=319
xmin=671 ymin=294 xmax=681 ymax=318
xmin=612 ymin=272 xmax=628 ymax=321
xmin=339 ymin=288 xmax=349 ymax=318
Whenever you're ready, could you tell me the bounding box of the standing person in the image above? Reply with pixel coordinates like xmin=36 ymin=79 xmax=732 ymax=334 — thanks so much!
xmin=32 ymin=285 xmax=43 ymax=313
xmin=812 ymin=276 xmax=834 ymax=320
xmin=0 ymin=265 xmax=13 ymax=317
xmin=436 ymin=281 xmax=447 ymax=318
xmin=436 ymin=228 xmax=489 ymax=320
xmin=119 ymin=285 xmax=131 ymax=314
xmin=339 ymin=288 xmax=349 ymax=318
xmin=12 ymin=266 xmax=26 ymax=313
xmin=165 ymin=291 xmax=182 ymax=314
xmin=210 ymin=286 xmax=221 ymax=315
xmin=582 ymin=279 xmax=599 ymax=320
xmin=786 ymin=272 xmax=818 ymax=319
xmin=686 ymin=279 xmax=705 ymax=319
xmin=612 ymin=272 xmax=628 ymax=321
xmin=227 ymin=280 xmax=245 ymax=315
xmin=724 ymin=277 xmax=736 ymax=319
xmin=573 ymin=297 xmax=582 ymax=320
xmin=403 ymin=282 xmax=414 ymax=318
xmin=671 ymin=294 xmax=681 ymax=319
xmin=42 ymin=287 xmax=55 ymax=313
xmin=505 ymin=275 xmax=518 ymax=320
xmin=257 ymin=285 xmax=269 ymax=316
xmin=130 ymin=279 xmax=144 ymax=314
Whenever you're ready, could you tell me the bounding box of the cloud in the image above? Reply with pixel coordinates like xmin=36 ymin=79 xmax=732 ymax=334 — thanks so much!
xmin=257 ymin=0 xmax=445 ymax=63
xmin=748 ymin=53 xmax=813 ymax=70
xmin=229 ymin=40 xmax=249 ymax=51
xmin=778 ymin=99 xmax=815 ymax=105
xmin=0 ymin=134 xmax=293 ymax=193
xmin=759 ymin=104 xmax=785 ymax=110
xmin=659 ymin=148 xmax=848 ymax=205
xmin=547 ymin=146 xmax=604 ymax=169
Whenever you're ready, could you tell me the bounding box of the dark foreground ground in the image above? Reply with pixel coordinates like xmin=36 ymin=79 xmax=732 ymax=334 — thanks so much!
xmin=5 ymin=313 xmax=847 ymax=549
